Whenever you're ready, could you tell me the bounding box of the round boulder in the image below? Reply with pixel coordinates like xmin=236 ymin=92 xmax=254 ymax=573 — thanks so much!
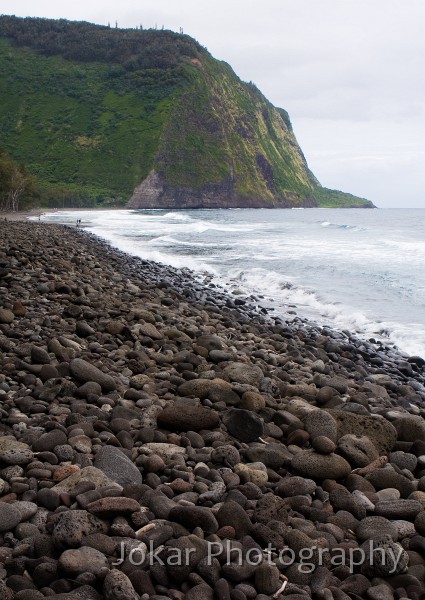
xmin=0 ymin=308 xmax=14 ymax=324
xmin=94 ymin=446 xmax=143 ymax=487
xmin=239 ymin=391 xmax=266 ymax=412
xmin=178 ymin=378 xmax=240 ymax=405
xmin=291 ymin=450 xmax=351 ymax=480
xmin=304 ymin=410 xmax=337 ymax=443
xmin=169 ymin=506 xmax=218 ymax=534
xmin=58 ymin=546 xmax=108 ymax=576
xmin=211 ymin=445 xmax=241 ymax=466
xmin=0 ymin=438 xmax=33 ymax=465
xmin=223 ymin=362 xmax=264 ymax=388
xmin=312 ymin=436 xmax=336 ymax=454
xmin=223 ymin=409 xmax=264 ymax=443
xmin=157 ymin=405 xmax=219 ymax=432
xmin=357 ymin=518 xmax=398 ymax=542
xmin=0 ymin=503 xmax=22 ymax=532
xmin=276 ymin=476 xmax=316 ymax=498
xmin=69 ymin=358 xmax=116 ymax=392
xmin=327 ymin=410 xmax=397 ymax=454
xmin=338 ymin=434 xmax=379 ymax=468
xmin=234 ymin=462 xmax=268 ymax=486
xmin=360 ymin=535 xmax=408 ymax=577
xmin=103 ymin=570 xmax=139 ymax=600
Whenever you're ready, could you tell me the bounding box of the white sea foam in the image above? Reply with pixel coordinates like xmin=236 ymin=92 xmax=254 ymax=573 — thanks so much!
xmin=163 ymin=212 xmax=193 ymax=221
xmin=222 ymin=266 xmax=425 ymax=356
xmin=146 ymin=235 xmax=218 ymax=248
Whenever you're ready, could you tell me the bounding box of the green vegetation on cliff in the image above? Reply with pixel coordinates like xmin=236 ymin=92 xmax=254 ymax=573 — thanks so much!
xmin=0 ymin=15 xmax=374 ymax=208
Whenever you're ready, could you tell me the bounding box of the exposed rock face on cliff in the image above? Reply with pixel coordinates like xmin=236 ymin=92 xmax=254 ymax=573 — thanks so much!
xmin=128 ymin=170 xmax=318 ymax=209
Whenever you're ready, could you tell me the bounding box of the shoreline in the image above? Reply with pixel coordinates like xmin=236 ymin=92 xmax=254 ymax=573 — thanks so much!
xmin=35 ymin=207 xmax=425 ymax=360
xmin=0 ymin=207 xmax=126 ymax=222
xmin=1 ymin=220 xmax=425 ymax=598
xmin=2 ymin=211 xmax=423 ymax=369
xmin=2 ymin=209 xmax=423 ymax=363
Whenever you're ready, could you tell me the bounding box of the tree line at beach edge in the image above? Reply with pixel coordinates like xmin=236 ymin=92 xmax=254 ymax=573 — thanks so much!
xmin=0 ymin=149 xmax=37 ymax=212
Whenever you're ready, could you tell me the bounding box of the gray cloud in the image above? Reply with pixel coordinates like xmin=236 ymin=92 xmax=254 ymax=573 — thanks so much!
xmin=2 ymin=0 xmax=425 ymax=206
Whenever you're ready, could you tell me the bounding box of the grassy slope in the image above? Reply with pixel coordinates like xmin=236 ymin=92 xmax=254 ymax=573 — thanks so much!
xmin=0 ymin=38 xmax=176 ymax=205
xmin=313 ymin=186 xmax=375 ymax=208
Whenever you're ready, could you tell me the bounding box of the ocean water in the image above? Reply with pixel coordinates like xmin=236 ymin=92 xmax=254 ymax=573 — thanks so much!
xmin=37 ymin=208 xmax=425 ymax=358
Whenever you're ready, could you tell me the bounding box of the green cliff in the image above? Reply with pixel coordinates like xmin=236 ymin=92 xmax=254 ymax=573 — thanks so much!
xmin=0 ymin=15 xmax=374 ymax=208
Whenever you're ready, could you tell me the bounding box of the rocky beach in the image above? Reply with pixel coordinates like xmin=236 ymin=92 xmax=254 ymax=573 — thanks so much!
xmin=1 ymin=219 xmax=425 ymax=600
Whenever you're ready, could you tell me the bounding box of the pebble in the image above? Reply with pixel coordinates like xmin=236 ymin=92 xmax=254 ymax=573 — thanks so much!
xmin=33 ymin=430 xmax=68 ymax=453
xmin=392 ymin=415 xmax=425 ymax=443
xmin=415 ymin=511 xmax=425 ymax=535
xmin=366 ymin=465 xmax=415 ymax=497
xmin=352 ymin=489 xmax=375 ymax=511
xmin=327 ymin=410 xmax=397 ymax=454
xmin=217 ymin=500 xmax=252 ymax=537
xmin=254 ymin=562 xmax=280 ymax=595
xmin=211 ymin=445 xmax=241 ymax=466
xmin=392 ymin=519 xmax=416 ymax=538
xmin=178 ymin=378 xmax=238 ymax=405
xmin=375 ymin=488 xmax=400 ymax=502
xmin=186 ymin=583 xmax=214 ymax=600
xmin=375 ymin=499 xmax=422 ymax=520
xmin=239 ymin=391 xmax=266 ymax=412
xmin=389 ymin=450 xmax=418 ymax=472
xmin=367 ymin=584 xmax=395 ymax=600
xmin=1 ymin=220 xmax=425 ymax=600
xmin=143 ymin=443 xmax=186 ymax=459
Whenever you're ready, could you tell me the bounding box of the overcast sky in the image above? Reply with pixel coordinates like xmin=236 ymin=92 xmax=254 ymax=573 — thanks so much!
xmin=2 ymin=0 xmax=425 ymax=207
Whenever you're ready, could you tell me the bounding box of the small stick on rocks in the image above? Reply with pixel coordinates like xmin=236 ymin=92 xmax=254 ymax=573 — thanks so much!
xmin=273 ymin=575 xmax=288 ymax=598
xmin=354 ymin=455 xmax=388 ymax=476
xmin=135 ymin=523 xmax=157 ymax=538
